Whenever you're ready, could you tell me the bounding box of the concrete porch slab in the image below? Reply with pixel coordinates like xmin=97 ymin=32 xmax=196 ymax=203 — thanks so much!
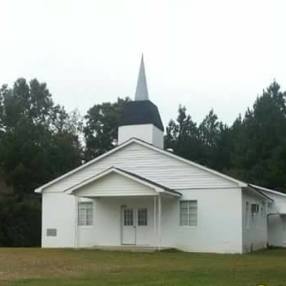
xmin=89 ymin=245 xmax=171 ymax=252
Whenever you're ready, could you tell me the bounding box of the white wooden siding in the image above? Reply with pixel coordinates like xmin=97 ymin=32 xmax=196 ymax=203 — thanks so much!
xmin=262 ymin=191 xmax=286 ymax=247
xmin=241 ymin=189 xmax=268 ymax=252
xmin=75 ymin=172 xmax=157 ymax=197
xmin=162 ymin=188 xmax=243 ymax=253
xmin=268 ymin=215 xmax=286 ymax=247
xmin=42 ymin=192 xmax=76 ymax=247
xmin=44 ymin=142 xmax=238 ymax=193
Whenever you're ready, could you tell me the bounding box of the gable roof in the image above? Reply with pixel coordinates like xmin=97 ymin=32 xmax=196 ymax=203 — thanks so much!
xmin=35 ymin=137 xmax=247 ymax=193
xmin=66 ymin=166 xmax=181 ymax=197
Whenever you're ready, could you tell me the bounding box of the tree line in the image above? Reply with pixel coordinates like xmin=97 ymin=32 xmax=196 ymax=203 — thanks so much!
xmin=0 ymin=78 xmax=285 ymax=246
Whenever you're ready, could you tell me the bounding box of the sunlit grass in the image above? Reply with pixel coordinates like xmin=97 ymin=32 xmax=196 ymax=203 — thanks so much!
xmin=0 ymin=248 xmax=285 ymax=285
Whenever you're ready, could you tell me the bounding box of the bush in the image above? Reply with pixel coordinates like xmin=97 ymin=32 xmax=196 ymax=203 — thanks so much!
xmin=0 ymin=194 xmax=41 ymax=246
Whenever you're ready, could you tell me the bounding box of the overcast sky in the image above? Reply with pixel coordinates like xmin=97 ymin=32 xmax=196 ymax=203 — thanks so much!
xmin=1 ymin=0 xmax=285 ymax=126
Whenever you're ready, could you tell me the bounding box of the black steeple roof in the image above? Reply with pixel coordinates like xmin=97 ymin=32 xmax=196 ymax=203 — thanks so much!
xmin=119 ymin=100 xmax=164 ymax=131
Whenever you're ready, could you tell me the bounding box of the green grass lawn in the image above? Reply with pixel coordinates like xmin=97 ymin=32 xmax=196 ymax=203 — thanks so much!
xmin=0 ymin=248 xmax=286 ymax=286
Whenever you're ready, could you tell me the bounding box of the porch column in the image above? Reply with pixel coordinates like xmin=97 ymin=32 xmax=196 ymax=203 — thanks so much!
xmin=158 ymin=193 xmax=162 ymax=250
xmin=74 ymin=195 xmax=79 ymax=248
xmin=153 ymin=196 xmax=157 ymax=241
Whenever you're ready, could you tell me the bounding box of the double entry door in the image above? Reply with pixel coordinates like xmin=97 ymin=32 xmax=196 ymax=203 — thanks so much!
xmin=121 ymin=206 xmax=148 ymax=245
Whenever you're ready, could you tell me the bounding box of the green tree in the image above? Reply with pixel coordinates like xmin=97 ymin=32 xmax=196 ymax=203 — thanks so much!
xmin=197 ymin=109 xmax=224 ymax=168
xmin=166 ymin=82 xmax=286 ymax=192
xmin=165 ymin=105 xmax=202 ymax=162
xmin=0 ymin=78 xmax=83 ymax=246
xmin=0 ymin=78 xmax=83 ymax=194
xmin=229 ymin=81 xmax=286 ymax=191
xmin=165 ymin=106 xmax=226 ymax=169
xmin=84 ymin=97 xmax=129 ymax=160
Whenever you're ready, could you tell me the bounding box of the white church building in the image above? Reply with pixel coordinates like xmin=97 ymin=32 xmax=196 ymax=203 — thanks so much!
xmin=36 ymin=57 xmax=286 ymax=253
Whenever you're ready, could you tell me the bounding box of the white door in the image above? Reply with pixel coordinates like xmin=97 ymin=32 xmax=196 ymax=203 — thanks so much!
xmin=122 ymin=208 xmax=136 ymax=245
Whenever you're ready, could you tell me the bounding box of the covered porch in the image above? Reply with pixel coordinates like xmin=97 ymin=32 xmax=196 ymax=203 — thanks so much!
xmin=66 ymin=167 xmax=181 ymax=249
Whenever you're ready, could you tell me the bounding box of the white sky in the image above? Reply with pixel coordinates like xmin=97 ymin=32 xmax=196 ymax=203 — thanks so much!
xmin=1 ymin=0 xmax=285 ymax=126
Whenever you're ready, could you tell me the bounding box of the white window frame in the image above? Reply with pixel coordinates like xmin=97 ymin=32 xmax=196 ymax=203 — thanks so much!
xmin=78 ymin=202 xmax=93 ymax=226
xmin=180 ymin=200 xmax=198 ymax=227
xmin=138 ymin=208 xmax=148 ymax=226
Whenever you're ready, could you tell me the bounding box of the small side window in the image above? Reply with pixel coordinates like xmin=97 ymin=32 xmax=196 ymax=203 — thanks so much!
xmin=251 ymin=204 xmax=259 ymax=215
xmin=180 ymin=200 xmax=198 ymax=226
xmin=78 ymin=202 xmax=93 ymax=226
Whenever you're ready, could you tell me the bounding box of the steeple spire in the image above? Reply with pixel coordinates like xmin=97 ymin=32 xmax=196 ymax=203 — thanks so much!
xmin=118 ymin=54 xmax=164 ymax=148
xmin=135 ymin=54 xmax=149 ymax=101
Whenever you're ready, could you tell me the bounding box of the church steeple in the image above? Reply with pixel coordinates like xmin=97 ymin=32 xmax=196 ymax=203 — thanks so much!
xmin=135 ymin=55 xmax=149 ymax=101
xmin=118 ymin=56 xmax=164 ymax=148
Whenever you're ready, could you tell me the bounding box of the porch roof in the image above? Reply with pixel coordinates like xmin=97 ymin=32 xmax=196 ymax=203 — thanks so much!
xmin=247 ymin=184 xmax=274 ymax=202
xmin=65 ymin=166 xmax=182 ymax=197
